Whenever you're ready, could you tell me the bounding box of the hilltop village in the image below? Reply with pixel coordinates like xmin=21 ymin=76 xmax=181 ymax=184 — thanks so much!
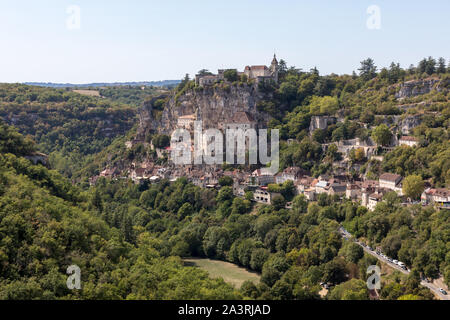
xmin=91 ymin=56 xmax=450 ymax=212
xmin=0 ymin=54 xmax=449 ymax=301
xmin=97 ymin=136 xmax=449 ymax=212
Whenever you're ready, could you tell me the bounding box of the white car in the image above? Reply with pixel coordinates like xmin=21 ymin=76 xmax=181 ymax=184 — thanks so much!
xmin=439 ymin=288 xmax=448 ymax=295
xmin=393 ymin=260 xmax=398 ymax=264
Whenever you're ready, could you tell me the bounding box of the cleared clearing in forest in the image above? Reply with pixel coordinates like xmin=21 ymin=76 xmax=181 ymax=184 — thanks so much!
xmin=183 ymin=258 xmax=260 ymax=288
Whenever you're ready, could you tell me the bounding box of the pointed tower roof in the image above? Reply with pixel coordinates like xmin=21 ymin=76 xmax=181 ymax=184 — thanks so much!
xmin=271 ymin=53 xmax=278 ymax=65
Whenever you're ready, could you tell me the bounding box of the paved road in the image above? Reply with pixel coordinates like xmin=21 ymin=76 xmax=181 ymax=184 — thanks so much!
xmin=339 ymin=226 xmax=449 ymax=301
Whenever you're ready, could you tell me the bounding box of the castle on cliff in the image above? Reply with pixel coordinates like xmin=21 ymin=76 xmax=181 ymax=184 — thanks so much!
xmin=195 ymin=55 xmax=279 ymax=86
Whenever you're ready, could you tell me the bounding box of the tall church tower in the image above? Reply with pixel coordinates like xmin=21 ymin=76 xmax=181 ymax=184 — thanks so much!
xmin=270 ymin=54 xmax=279 ymax=83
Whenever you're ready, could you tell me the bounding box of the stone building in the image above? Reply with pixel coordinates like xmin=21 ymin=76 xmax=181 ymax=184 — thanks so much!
xmin=367 ymin=189 xmax=386 ymax=211
xmin=253 ymin=188 xmax=280 ymax=205
xmin=195 ymin=55 xmax=279 ymax=86
xmin=421 ymin=188 xmax=450 ymax=209
xmin=275 ymin=167 xmax=309 ymax=184
xmin=399 ymin=136 xmax=419 ymax=147
xmin=379 ymin=173 xmax=403 ymax=193
xmin=251 ymin=168 xmax=275 ymax=186
xmin=346 ymin=182 xmax=361 ymax=200
xmin=244 ymin=54 xmax=279 ymax=83
xmin=225 ymin=111 xmax=256 ymax=131
xmin=177 ymin=108 xmax=200 ymax=130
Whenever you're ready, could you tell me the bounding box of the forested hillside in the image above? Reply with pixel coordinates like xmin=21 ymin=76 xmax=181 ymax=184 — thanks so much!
xmin=262 ymin=57 xmax=449 ymax=186
xmin=0 ymin=123 xmax=240 ymax=299
xmin=98 ymin=85 xmax=167 ymax=107
xmin=0 ymin=84 xmax=140 ymax=178
xmin=0 ymin=56 xmax=448 ymax=300
xmin=88 ymin=176 xmax=445 ymax=300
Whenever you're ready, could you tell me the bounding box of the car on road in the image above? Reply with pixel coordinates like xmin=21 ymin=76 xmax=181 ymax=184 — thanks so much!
xmin=368 ymin=247 xmax=373 ymax=251
xmin=439 ymin=288 xmax=447 ymax=295
xmin=393 ymin=259 xmax=398 ymax=264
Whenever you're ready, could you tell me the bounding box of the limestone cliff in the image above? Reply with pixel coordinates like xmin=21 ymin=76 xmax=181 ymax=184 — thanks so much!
xmin=395 ymin=77 xmax=443 ymax=99
xmin=138 ymin=83 xmax=272 ymax=136
xmin=309 ymin=116 xmax=337 ymax=133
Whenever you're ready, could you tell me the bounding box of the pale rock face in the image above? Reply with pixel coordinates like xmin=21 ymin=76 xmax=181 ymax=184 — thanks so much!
xmin=395 ymin=78 xmax=442 ymax=99
xmin=139 ymin=84 xmax=272 ymax=135
xmin=309 ymin=116 xmax=336 ymax=133
xmin=400 ymin=115 xmax=422 ymax=135
xmin=137 ymin=95 xmax=167 ymax=139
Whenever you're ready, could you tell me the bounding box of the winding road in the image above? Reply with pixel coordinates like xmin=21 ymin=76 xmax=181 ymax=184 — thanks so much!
xmin=339 ymin=226 xmax=449 ymax=300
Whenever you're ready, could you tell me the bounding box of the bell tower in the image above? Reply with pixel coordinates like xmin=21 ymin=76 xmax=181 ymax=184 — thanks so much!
xmin=270 ymin=54 xmax=279 ymax=83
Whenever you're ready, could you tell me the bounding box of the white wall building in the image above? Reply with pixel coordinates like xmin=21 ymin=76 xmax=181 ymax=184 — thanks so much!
xmin=399 ymin=136 xmax=419 ymax=147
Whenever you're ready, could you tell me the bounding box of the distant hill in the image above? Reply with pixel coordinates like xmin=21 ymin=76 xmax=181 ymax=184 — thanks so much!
xmin=23 ymin=80 xmax=181 ymax=88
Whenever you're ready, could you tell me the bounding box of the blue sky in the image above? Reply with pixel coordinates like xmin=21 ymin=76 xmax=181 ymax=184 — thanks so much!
xmin=0 ymin=0 xmax=448 ymax=83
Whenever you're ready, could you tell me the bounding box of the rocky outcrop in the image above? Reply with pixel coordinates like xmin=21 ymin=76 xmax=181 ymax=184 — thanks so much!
xmin=400 ymin=114 xmax=422 ymax=135
xmin=309 ymin=116 xmax=336 ymax=133
xmin=137 ymin=94 xmax=168 ymax=138
xmin=139 ymin=83 xmax=272 ymax=135
xmin=395 ymin=78 xmax=442 ymax=99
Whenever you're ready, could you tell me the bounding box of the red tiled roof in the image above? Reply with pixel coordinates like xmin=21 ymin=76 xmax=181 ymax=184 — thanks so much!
xmin=362 ymin=180 xmax=379 ymax=188
xmin=179 ymin=114 xmax=196 ymax=120
xmin=427 ymin=188 xmax=450 ymax=197
xmin=399 ymin=136 xmax=418 ymax=141
xmin=247 ymin=65 xmax=268 ymax=70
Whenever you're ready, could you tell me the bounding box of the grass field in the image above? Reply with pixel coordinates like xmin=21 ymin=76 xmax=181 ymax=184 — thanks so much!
xmin=72 ymin=89 xmax=101 ymax=97
xmin=183 ymin=258 xmax=260 ymax=288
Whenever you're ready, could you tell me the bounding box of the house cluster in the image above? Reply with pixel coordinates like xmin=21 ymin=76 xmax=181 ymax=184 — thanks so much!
xmin=92 ymin=158 xmax=449 ymax=211
xmin=194 ymin=55 xmax=279 ymax=86
xmin=421 ymin=188 xmax=450 ymax=209
xmin=246 ymin=169 xmax=408 ymax=210
xmin=346 ymin=173 xmax=404 ymax=211
xmin=92 ymin=93 xmax=446 ymax=211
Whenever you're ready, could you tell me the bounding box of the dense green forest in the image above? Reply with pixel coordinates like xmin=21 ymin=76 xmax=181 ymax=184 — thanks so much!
xmin=97 ymin=85 xmax=165 ymax=107
xmin=91 ymin=175 xmax=445 ymax=299
xmin=0 ymin=56 xmax=449 ymax=300
xmin=0 ymin=123 xmax=240 ymax=299
xmin=0 ymin=123 xmax=444 ymax=299
xmin=269 ymin=58 xmax=449 ymax=186
xmin=0 ymin=84 xmax=141 ymax=178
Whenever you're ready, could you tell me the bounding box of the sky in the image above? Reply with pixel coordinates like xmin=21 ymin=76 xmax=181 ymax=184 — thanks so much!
xmin=0 ymin=0 xmax=449 ymax=83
